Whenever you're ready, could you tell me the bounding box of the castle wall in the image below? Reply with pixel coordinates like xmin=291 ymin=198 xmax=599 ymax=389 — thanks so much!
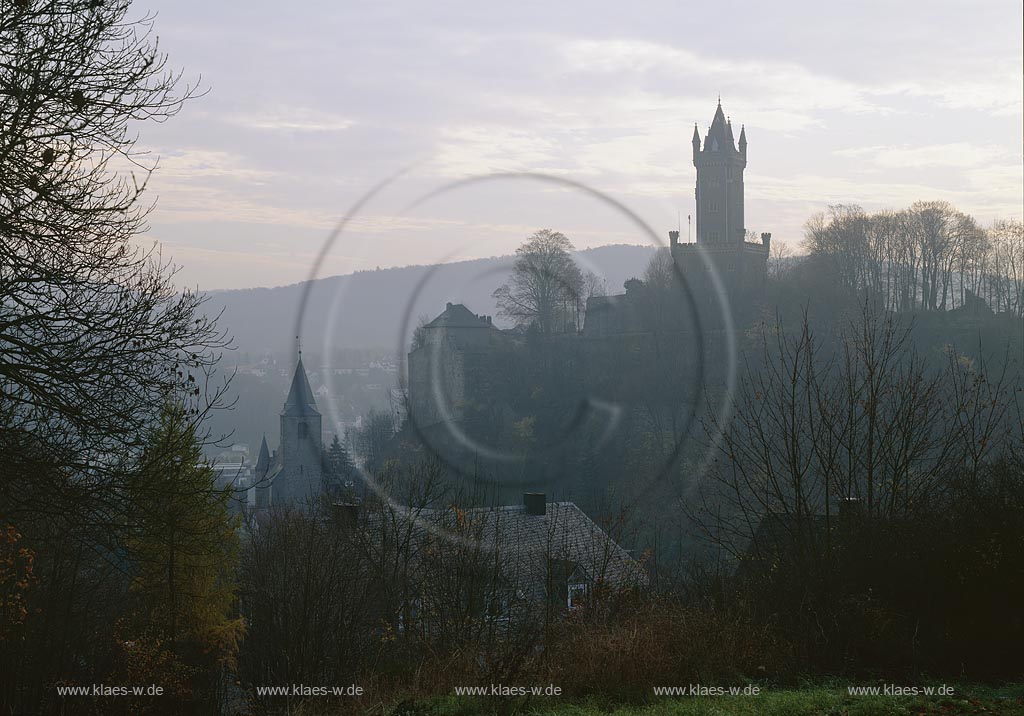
xmin=408 ymin=336 xmax=468 ymax=429
xmin=672 ymin=241 xmax=768 ymax=319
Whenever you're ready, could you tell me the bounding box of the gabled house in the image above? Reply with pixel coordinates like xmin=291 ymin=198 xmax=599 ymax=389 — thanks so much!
xmin=331 ymin=492 xmax=647 ymax=633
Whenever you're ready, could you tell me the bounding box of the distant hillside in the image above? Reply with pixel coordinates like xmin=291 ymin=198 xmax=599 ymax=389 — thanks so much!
xmin=203 ymin=244 xmax=657 ymax=359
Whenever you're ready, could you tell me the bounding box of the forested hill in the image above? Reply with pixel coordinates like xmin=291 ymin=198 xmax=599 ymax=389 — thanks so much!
xmin=203 ymin=244 xmax=657 ymax=358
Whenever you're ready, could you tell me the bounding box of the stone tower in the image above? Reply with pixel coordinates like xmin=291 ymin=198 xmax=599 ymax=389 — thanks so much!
xmin=692 ymin=98 xmax=746 ymax=245
xmin=672 ymin=100 xmax=769 ymax=316
xmin=270 ymin=354 xmax=323 ymax=505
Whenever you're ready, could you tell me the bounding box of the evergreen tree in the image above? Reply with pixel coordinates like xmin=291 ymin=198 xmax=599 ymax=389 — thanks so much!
xmin=125 ymin=403 xmax=245 ymax=700
xmin=324 ymin=433 xmax=358 ymax=498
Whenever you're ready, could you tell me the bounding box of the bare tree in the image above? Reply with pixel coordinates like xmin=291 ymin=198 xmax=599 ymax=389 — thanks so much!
xmin=0 ymin=1 xmax=231 ymax=540
xmin=574 ymin=269 xmax=606 ymax=332
xmin=642 ymin=247 xmax=675 ymax=291
xmin=353 ymin=408 xmax=397 ymax=473
xmin=769 ymin=240 xmax=792 ymax=280
xmin=803 ymin=201 xmax=1021 ymax=316
xmin=0 ymin=6 xmax=237 ymax=712
xmin=493 ymin=229 xmax=585 ymax=334
xmin=988 ymin=219 xmax=1024 ymax=315
xmin=692 ymin=304 xmax=1018 ymax=564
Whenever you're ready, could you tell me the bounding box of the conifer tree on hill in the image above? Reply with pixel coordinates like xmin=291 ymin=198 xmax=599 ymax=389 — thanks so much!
xmin=125 ymin=402 xmax=244 ymax=698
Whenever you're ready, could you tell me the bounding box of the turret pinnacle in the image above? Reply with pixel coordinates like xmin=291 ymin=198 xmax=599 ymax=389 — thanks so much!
xmin=738 ymin=124 xmax=747 ymax=152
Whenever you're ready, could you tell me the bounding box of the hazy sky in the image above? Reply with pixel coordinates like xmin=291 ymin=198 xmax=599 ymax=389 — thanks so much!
xmin=134 ymin=0 xmax=1024 ymax=290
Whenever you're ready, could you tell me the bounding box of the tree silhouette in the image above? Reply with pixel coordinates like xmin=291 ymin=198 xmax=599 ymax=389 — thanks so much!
xmin=0 ymin=0 xmax=231 ymax=542
xmin=324 ymin=433 xmax=358 ymax=497
xmin=125 ymin=403 xmax=244 ymax=703
xmin=493 ymin=229 xmax=585 ymax=334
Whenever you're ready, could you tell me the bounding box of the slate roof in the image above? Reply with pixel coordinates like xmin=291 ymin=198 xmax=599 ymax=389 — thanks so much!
xmin=282 ymin=356 xmax=319 ymax=417
xmin=425 ymin=302 xmax=494 ymax=329
xmin=416 ymin=501 xmax=647 ymax=589
xmin=255 ymin=435 xmax=270 ymax=474
xmin=704 ymin=100 xmax=737 ymax=153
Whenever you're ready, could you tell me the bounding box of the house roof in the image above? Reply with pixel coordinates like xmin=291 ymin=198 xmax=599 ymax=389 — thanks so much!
xmin=418 ymin=501 xmax=647 ymax=588
xmin=425 ymin=302 xmax=494 ymax=329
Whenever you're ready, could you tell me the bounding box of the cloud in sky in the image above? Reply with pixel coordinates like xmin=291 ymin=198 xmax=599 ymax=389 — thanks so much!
xmin=834 ymin=143 xmax=1012 ymax=170
xmin=133 ymin=0 xmax=1023 ymax=290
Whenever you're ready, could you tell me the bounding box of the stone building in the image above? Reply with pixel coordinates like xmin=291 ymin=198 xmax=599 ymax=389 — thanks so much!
xmin=670 ymin=99 xmax=770 ymax=314
xmin=406 ymin=302 xmax=510 ymax=430
xmin=586 ymin=100 xmax=770 ymax=335
xmin=332 ymin=492 xmax=647 ymax=627
xmin=254 ymin=355 xmax=324 ymax=507
xmin=408 ymin=100 xmax=772 ymax=430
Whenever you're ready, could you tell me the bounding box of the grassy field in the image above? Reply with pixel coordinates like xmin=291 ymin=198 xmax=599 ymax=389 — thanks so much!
xmin=390 ymin=685 xmax=1024 ymax=716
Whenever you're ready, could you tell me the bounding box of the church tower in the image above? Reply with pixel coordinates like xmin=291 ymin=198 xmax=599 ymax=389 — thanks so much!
xmin=692 ymin=99 xmax=747 ymax=245
xmin=272 ymin=354 xmax=323 ymax=505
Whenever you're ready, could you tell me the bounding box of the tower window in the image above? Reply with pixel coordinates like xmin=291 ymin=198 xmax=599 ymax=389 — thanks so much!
xmin=709 ymin=200 xmax=719 ymax=213
xmin=298 ymin=422 xmax=308 ymax=438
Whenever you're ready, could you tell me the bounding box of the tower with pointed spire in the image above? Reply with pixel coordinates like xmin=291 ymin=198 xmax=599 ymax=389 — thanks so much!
xmin=673 ymin=99 xmax=769 ymax=316
xmin=264 ymin=353 xmax=323 ymax=506
xmin=692 ymin=98 xmax=746 ymax=245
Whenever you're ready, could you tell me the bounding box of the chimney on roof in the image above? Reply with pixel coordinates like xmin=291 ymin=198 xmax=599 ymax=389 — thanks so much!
xmin=523 ymin=492 xmax=546 ymax=516
xmin=446 ymin=302 xmax=453 ymax=310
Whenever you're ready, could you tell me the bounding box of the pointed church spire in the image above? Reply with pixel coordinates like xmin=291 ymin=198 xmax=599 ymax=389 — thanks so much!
xmin=738 ymin=124 xmax=747 ymax=152
xmin=255 ymin=434 xmax=270 ymax=475
xmin=282 ymin=355 xmax=319 ymax=417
